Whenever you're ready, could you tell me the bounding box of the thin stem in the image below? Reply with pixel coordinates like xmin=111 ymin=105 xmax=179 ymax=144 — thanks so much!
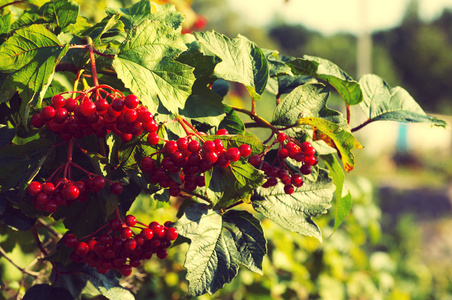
xmin=181 ymin=189 xmax=212 ymax=204
xmin=251 ymin=99 xmax=256 ymax=115
xmin=346 ymin=105 xmax=351 ymax=124
xmin=176 ymin=116 xmax=205 ymax=142
xmin=0 ymin=246 xmax=40 ymax=277
xmin=222 ymin=200 xmax=244 ymax=212
xmin=31 ymin=227 xmax=48 ymax=257
xmin=86 ymin=39 xmax=99 ymax=87
xmin=229 ymin=105 xmax=277 ymax=133
xmin=351 ymin=119 xmax=371 ymax=132
xmin=36 ymin=218 xmax=61 ymax=238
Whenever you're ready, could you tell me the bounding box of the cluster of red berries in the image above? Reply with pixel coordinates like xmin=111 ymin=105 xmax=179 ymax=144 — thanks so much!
xmin=141 ymin=129 xmax=252 ymax=196
xmin=27 ymin=176 xmax=123 ymax=213
xmin=65 ymin=216 xmax=178 ymax=276
xmin=249 ymin=132 xmax=318 ymax=194
xmin=31 ymin=91 xmax=158 ymax=142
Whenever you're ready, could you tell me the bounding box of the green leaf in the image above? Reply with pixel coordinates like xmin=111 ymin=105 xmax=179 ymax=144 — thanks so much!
xmin=298 ymin=117 xmax=362 ymax=172
xmin=290 ymin=55 xmax=363 ymax=105
xmin=40 ymin=0 xmax=79 ymax=33
xmin=0 ymin=24 xmax=68 ymax=118
xmin=358 ymin=74 xmax=447 ymax=127
xmin=0 ymin=12 xmax=11 ymax=35
xmin=321 ymin=154 xmax=352 ymax=232
xmin=0 ymin=125 xmax=16 ymax=148
xmin=106 ymin=1 xmax=183 ymax=30
xmin=10 ymin=11 xmax=46 ymax=31
xmin=82 ymin=265 xmax=134 ymax=300
xmin=220 ymin=105 xmax=246 ymax=135
xmin=195 ymin=31 xmax=268 ymax=100
xmin=112 ymin=19 xmax=195 ymax=114
xmin=174 ymin=205 xmax=266 ymax=297
xmin=252 ymin=169 xmax=334 ymax=242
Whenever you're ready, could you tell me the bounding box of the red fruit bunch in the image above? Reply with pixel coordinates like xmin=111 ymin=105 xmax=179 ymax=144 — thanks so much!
xmin=141 ymin=129 xmax=252 ymax=197
xmin=249 ymin=132 xmax=318 ymax=194
xmin=65 ymin=216 xmax=178 ymax=276
xmin=27 ymin=176 xmax=123 ymax=213
xmin=31 ymin=90 xmax=158 ymax=143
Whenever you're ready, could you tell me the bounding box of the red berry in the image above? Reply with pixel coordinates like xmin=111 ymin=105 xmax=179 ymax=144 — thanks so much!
xmin=120 ymin=265 xmax=133 ymax=276
xmin=156 ymin=249 xmax=168 ymax=259
xmin=165 ymin=141 xmax=178 ymax=154
xmin=226 ymin=147 xmax=241 ymax=162
xmin=41 ymin=182 xmax=55 ymax=195
xmin=203 ymin=140 xmax=216 ymax=152
xmin=141 ymin=157 xmax=156 ymax=172
xmin=89 ymin=176 xmax=106 ymax=192
xmin=121 ymin=227 xmax=133 ymax=239
xmin=278 ymin=148 xmax=289 ymax=159
xmin=291 ymin=174 xmax=303 ymax=187
xmin=73 ymin=180 xmax=87 ymax=195
xmin=125 ymin=215 xmax=137 ymax=227
xmin=140 ymin=228 xmax=153 ymax=240
xmin=165 ymin=227 xmax=178 ymax=241
xmin=110 ymin=182 xmax=123 ymax=195
xmin=239 ymin=144 xmax=251 ymax=157
xmin=51 ymin=95 xmax=66 ymax=108
xmin=95 ymin=99 xmax=109 ymax=111
xmin=110 ymin=218 xmax=123 ymax=231
xmin=53 ymin=108 xmax=68 ymax=124
xmin=188 ymin=140 xmax=201 ymax=153
xmin=277 ymin=132 xmax=287 ymax=143
xmin=147 ymin=132 xmax=160 ymax=145
xmin=193 ymin=15 xmax=207 ymax=30
xmin=168 ymin=186 xmax=181 ymax=197
xmin=123 ymin=109 xmax=138 ymax=123
xmin=64 ymin=234 xmax=78 ymax=248
xmin=64 ymin=98 xmax=78 ymax=112
xmin=284 ymin=184 xmax=295 ymax=195
xmin=249 ymin=155 xmax=262 ymax=167
xmin=285 ymin=142 xmax=298 ymax=154
xmin=41 ymin=106 xmax=55 ymax=121
xmin=300 ymin=164 xmax=312 ymax=175
xmin=27 ymin=181 xmax=42 ymax=196
xmin=31 ymin=114 xmax=45 ymax=128
xmin=213 ymin=139 xmax=225 ymax=153
xmin=138 ymin=111 xmax=153 ymax=123
xmin=74 ymin=242 xmax=89 ymax=257
xmin=203 ymin=151 xmax=218 ymax=164
xmin=150 ymin=222 xmax=165 ymax=238
xmin=305 ymin=155 xmax=318 ymax=166
xmin=80 ymin=100 xmax=96 ymax=117
xmin=177 ymin=137 xmax=188 ymax=151
xmin=300 ymin=141 xmax=315 ymax=156
xmin=216 ymin=129 xmax=229 ymax=135
xmin=124 ymin=94 xmax=139 ymax=109
xmin=123 ymin=238 xmax=137 ymax=251
xmin=111 ymin=98 xmax=124 ymax=112
xmin=62 ymin=185 xmax=79 ymax=201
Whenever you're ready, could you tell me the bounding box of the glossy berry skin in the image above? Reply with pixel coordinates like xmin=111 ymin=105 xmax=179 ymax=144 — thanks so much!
xmin=188 ymin=140 xmax=200 ymax=153
xmin=64 ymin=234 xmax=78 ymax=248
xmin=156 ymin=249 xmax=168 ymax=259
xmin=51 ymin=95 xmax=66 ymax=108
xmin=121 ymin=228 xmax=134 ymax=239
xmin=124 ymin=94 xmax=139 ymax=109
xmin=109 ymin=218 xmax=123 ymax=231
xmin=141 ymin=228 xmax=153 ymax=240
xmin=277 ymin=132 xmax=287 ymax=143
xmin=216 ymin=129 xmax=229 ymax=135
xmin=204 ymin=151 xmax=218 ymax=164
xmin=300 ymin=164 xmax=312 ymax=175
xmin=147 ymin=132 xmax=160 ymax=145
xmin=80 ymin=100 xmax=96 ymax=117
xmin=165 ymin=141 xmax=178 ymax=154
xmin=74 ymin=242 xmax=89 ymax=257
xmin=120 ymin=265 xmax=133 ymax=276
xmin=177 ymin=137 xmax=188 ymax=151
xmin=62 ymin=185 xmax=79 ymax=201
xmin=41 ymin=106 xmax=55 ymax=121
xmin=239 ymin=144 xmax=251 ymax=157
xmin=249 ymin=155 xmax=262 ymax=167
xmin=203 ymin=140 xmax=215 ymax=152
xmin=125 ymin=215 xmax=137 ymax=227
xmin=89 ymin=176 xmax=106 ymax=192
xmin=165 ymin=227 xmax=178 ymax=241
xmin=291 ymin=174 xmax=303 ymax=187
xmin=111 ymin=98 xmax=124 ymax=112
xmin=41 ymin=182 xmax=55 ymax=195
xmin=226 ymin=147 xmax=241 ymax=162
xmin=284 ymin=184 xmax=295 ymax=195
xmin=110 ymin=182 xmax=124 ymax=195
xmin=27 ymin=181 xmax=42 ymax=196
xmin=31 ymin=114 xmax=45 ymax=128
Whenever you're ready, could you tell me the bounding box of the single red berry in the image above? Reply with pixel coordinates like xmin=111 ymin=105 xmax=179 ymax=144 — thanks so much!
xmin=156 ymin=249 xmax=168 ymax=259
xmin=239 ymin=144 xmax=251 ymax=157
xmin=125 ymin=215 xmax=137 ymax=227
xmin=123 ymin=109 xmax=138 ymax=123
xmin=110 ymin=182 xmax=123 ymax=195
xmin=284 ymin=184 xmax=295 ymax=195
xmin=41 ymin=182 xmax=55 ymax=195
xmin=168 ymin=186 xmax=181 ymax=197
xmin=89 ymin=176 xmax=106 ymax=192
xmin=120 ymin=265 xmax=133 ymax=276
xmin=203 ymin=151 xmax=218 ymax=164
xmin=109 ymin=218 xmax=123 ymax=231
xmin=141 ymin=157 xmax=156 ymax=172
xmin=36 ymin=192 xmax=49 ymax=206
xmin=147 ymin=132 xmax=160 ymax=146
xmin=138 ymin=110 xmax=153 ymax=123
xmin=226 ymin=147 xmax=241 ymax=162
xmin=278 ymin=148 xmax=289 ymax=159
xmin=31 ymin=114 xmax=45 ymax=128
xmin=27 ymin=181 xmax=42 ymax=196
xmin=193 ymin=15 xmax=207 ymax=30
xmin=64 ymin=98 xmax=78 ymax=112
xmin=177 ymin=137 xmax=188 ymax=151
xmin=99 ymin=234 xmax=112 ymax=245
xmin=165 ymin=227 xmax=178 ymax=241
xmin=213 ymin=139 xmax=225 ymax=153
xmin=305 ymin=155 xmax=318 ymax=166
xmin=216 ymin=129 xmax=229 ymax=135
xmin=165 ymin=141 xmax=178 ymax=154
xmin=203 ymin=140 xmax=216 ymax=152
xmin=74 ymin=242 xmax=89 ymax=257
xmin=143 ymin=119 xmax=158 ymax=132
xmin=51 ymin=95 xmax=66 ymax=108
xmin=285 ymin=142 xmax=298 ymax=154
xmin=267 ymin=166 xmax=279 ymax=178
xmin=41 ymin=106 xmax=55 ymax=121
xmin=217 ymin=154 xmax=230 ymax=168
xmin=64 ymin=234 xmax=78 ymax=248
xmin=188 ymin=140 xmax=201 ymax=153
xmin=277 ymin=132 xmax=287 ymax=143
xmin=107 ymin=105 xmax=121 ymax=118
xmin=121 ymin=227 xmax=133 ymax=239
xmin=111 ymin=98 xmax=124 ymax=112
xmin=150 ymin=222 xmax=165 ymax=238
xmin=95 ymin=99 xmax=109 ymax=112
xmin=140 ymin=228 xmax=154 ymax=240
xmin=80 ymin=100 xmax=96 ymax=117
xmin=123 ymin=238 xmax=137 ymax=251
xmin=300 ymin=164 xmax=312 ymax=175
xmin=62 ymin=185 xmax=79 ymax=201
xmin=249 ymin=155 xmax=262 ymax=167
xmin=124 ymin=94 xmax=140 ymax=109
xmin=291 ymin=174 xmax=303 ymax=187
xmin=53 ymin=108 xmax=68 ymax=124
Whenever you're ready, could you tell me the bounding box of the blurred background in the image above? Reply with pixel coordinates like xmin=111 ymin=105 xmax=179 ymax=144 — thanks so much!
xmin=3 ymin=0 xmax=452 ymax=299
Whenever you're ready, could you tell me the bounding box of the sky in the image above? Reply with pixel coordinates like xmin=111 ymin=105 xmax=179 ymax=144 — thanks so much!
xmin=226 ymin=0 xmax=452 ymax=34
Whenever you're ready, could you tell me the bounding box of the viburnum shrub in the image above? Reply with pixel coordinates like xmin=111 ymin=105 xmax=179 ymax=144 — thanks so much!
xmin=0 ymin=0 xmax=446 ymax=298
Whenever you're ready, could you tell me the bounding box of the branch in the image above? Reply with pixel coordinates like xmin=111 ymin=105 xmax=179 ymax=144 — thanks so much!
xmin=351 ymin=119 xmax=371 ymax=132
xmin=229 ymin=106 xmax=277 ymax=133
xmin=0 ymin=246 xmax=40 ymax=277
